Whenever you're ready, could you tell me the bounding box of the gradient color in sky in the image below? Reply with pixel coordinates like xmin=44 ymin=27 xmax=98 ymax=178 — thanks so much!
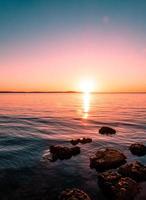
xmin=0 ymin=0 xmax=146 ymax=92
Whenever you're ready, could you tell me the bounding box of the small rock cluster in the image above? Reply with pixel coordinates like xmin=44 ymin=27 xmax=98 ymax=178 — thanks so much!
xmin=70 ymin=137 xmax=92 ymax=145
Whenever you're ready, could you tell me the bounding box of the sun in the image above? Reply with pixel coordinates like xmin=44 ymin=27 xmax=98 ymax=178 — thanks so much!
xmin=79 ymin=79 xmax=95 ymax=93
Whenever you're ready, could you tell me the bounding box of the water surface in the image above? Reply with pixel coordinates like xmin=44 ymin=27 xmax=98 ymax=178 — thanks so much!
xmin=0 ymin=93 xmax=146 ymax=199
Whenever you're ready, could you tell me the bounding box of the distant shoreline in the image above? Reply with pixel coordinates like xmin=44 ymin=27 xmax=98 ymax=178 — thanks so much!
xmin=0 ymin=91 xmax=145 ymax=94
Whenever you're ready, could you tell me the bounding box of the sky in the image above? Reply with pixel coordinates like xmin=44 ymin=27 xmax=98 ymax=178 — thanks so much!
xmin=0 ymin=0 xmax=146 ymax=92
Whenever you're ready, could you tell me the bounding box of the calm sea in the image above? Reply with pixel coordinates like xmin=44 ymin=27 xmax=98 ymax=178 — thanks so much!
xmin=0 ymin=93 xmax=146 ymax=199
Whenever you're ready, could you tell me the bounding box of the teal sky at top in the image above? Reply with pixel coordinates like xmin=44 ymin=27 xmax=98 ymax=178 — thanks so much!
xmin=0 ymin=0 xmax=146 ymax=45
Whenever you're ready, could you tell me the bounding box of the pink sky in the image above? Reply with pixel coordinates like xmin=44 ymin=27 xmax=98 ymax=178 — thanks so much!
xmin=0 ymin=30 xmax=146 ymax=92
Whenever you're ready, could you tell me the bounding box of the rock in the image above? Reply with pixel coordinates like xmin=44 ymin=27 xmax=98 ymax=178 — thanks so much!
xmin=129 ymin=143 xmax=146 ymax=156
xmin=80 ymin=137 xmax=92 ymax=144
xmin=70 ymin=139 xmax=80 ymax=145
xmin=70 ymin=137 xmax=92 ymax=145
xmin=59 ymin=188 xmax=91 ymax=200
xmin=99 ymin=126 xmax=116 ymax=135
xmin=71 ymin=146 xmax=80 ymax=155
xmin=50 ymin=145 xmax=63 ymax=154
xmin=118 ymin=161 xmax=146 ymax=182
xmin=49 ymin=145 xmax=80 ymax=161
xmin=98 ymin=171 xmax=140 ymax=200
xmin=90 ymin=148 xmax=126 ymax=171
xmin=98 ymin=171 xmax=122 ymax=191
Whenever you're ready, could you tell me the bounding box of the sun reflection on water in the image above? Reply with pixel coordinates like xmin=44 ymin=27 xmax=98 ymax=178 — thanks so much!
xmin=82 ymin=92 xmax=91 ymax=119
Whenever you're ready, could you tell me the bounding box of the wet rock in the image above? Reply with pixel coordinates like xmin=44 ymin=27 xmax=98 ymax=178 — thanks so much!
xmin=59 ymin=188 xmax=91 ymax=200
xmin=98 ymin=171 xmax=140 ymax=200
xmin=99 ymin=126 xmax=116 ymax=135
xmin=70 ymin=139 xmax=80 ymax=145
xmin=71 ymin=146 xmax=80 ymax=155
xmin=118 ymin=161 xmax=146 ymax=182
xmin=98 ymin=171 xmax=122 ymax=187
xmin=70 ymin=137 xmax=92 ymax=145
xmin=129 ymin=143 xmax=146 ymax=156
xmin=49 ymin=145 xmax=80 ymax=161
xmin=50 ymin=145 xmax=63 ymax=154
xmin=80 ymin=137 xmax=92 ymax=144
xmin=90 ymin=148 xmax=126 ymax=171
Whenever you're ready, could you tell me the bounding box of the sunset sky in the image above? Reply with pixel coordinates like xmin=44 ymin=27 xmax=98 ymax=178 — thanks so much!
xmin=0 ymin=0 xmax=146 ymax=92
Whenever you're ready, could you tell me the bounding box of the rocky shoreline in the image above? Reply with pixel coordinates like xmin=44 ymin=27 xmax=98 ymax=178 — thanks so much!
xmin=0 ymin=126 xmax=145 ymax=200
xmin=45 ymin=126 xmax=146 ymax=200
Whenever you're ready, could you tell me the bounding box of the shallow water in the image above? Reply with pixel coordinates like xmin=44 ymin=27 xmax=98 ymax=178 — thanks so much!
xmin=0 ymin=93 xmax=146 ymax=199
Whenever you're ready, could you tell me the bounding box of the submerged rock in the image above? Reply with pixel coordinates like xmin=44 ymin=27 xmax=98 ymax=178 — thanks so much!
xmin=70 ymin=137 xmax=92 ymax=145
xmin=70 ymin=139 xmax=80 ymax=145
xmin=99 ymin=126 xmax=116 ymax=135
xmin=90 ymin=148 xmax=126 ymax=171
xmin=118 ymin=161 xmax=146 ymax=182
xmin=98 ymin=171 xmax=140 ymax=200
xmin=129 ymin=143 xmax=146 ymax=156
xmin=49 ymin=145 xmax=80 ymax=161
xmin=59 ymin=188 xmax=91 ymax=200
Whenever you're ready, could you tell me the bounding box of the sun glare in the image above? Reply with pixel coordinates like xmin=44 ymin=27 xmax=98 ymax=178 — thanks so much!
xmin=79 ymin=79 xmax=95 ymax=93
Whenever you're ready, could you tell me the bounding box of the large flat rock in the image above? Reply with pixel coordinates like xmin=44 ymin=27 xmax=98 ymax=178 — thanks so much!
xmin=90 ymin=148 xmax=127 ymax=171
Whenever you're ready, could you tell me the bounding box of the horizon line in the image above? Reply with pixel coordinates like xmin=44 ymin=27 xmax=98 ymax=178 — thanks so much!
xmin=0 ymin=91 xmax=146 ymax=94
